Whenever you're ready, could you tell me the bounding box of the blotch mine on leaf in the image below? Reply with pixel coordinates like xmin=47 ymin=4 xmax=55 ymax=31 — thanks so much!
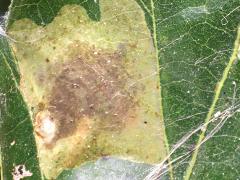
xmin=47 ymin=47 xmax=137 ymax=142
xmin=8 ymin=0 xmax=167 ymax=178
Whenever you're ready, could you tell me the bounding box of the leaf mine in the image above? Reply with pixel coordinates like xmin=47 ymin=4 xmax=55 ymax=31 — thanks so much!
xmin=8 ymin=0 xmax=167 ymax=178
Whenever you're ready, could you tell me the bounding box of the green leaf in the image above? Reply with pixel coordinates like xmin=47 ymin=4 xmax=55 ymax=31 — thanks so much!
xmin=0 ymin=37 xmax=42 ymax=179
xmin=7 ymin=0 xmax=100 ymax=27
xmin=2 ymin=0 xmax=240 ymax=179
xmin=139 ymin=0 xmax=240 ymax=179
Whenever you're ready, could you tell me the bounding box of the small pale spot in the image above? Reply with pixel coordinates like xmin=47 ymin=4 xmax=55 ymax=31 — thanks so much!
xmin=11 ymin=140 xmax=15 ymax=146
xmin=12 ymin=165 xmax=32 ymax=180
xmin=35 ymin=110 xmax=56 ymax=144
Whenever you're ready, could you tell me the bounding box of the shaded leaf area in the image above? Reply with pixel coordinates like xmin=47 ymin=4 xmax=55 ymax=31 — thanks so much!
xmin=0 ymin=37 xmax=41 ymax=179
xmin=57 ymin=157 xmax=154 ymax=180
xmin=0 ymin=0 xmax=11 ymax=16
xmin=7 ymin=0 xmax=100 ymax=27
xmin=137 ymin=0 xmax=240 ymax=179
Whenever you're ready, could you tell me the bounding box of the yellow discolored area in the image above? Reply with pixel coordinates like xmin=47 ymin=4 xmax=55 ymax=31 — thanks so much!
xmin=8 ymin=0 xmax=167 ymax=178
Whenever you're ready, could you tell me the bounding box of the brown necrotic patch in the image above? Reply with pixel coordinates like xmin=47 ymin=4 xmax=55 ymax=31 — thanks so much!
xmin=45 ymin=48 xmax=137 ymax=143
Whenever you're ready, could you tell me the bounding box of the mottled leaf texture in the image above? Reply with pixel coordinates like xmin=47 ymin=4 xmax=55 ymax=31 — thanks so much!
xmin=0 ymin=0 xmax=239 ymax=180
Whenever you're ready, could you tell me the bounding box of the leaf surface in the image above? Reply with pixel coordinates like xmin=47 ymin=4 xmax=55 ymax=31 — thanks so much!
xmin=1 ymin=0 xmax=240 ymax=179
xmin=6 ymin=0 xmax=167 ymax=179
xmin=0 ymin=37 xmax=42 ymax=179
xmin=138 ymin=0 xmax=240 ymax=179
